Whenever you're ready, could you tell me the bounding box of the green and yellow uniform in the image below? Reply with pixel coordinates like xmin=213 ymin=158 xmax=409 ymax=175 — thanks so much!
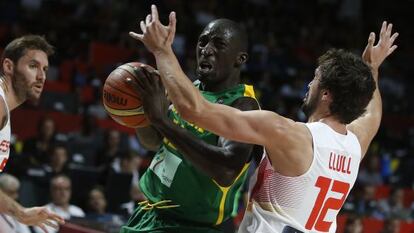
xmin=121 ymin=82 xmax=257 ymax=233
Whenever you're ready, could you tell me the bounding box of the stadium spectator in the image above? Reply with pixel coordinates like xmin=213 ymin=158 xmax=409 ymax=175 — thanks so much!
xmin=343 ymin=215 xmax=363 ymax=233
xmin=33 ymin=175 xmax=84 ymax=233
xmin=374 ymin=187 xmax=411 ymax=220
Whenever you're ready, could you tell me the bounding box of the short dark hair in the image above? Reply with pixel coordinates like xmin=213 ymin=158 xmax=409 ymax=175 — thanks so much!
xmin=318 ymin=49 xmax=375 ymax=124
xmin=1 ymin=35 xmax=54 ymax=65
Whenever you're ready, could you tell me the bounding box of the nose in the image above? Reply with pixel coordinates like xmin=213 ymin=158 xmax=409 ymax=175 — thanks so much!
xmin=200 ymin=43 xmax=213 ymax=57
xmin=37 ymin=69 xmax=46 ymax=82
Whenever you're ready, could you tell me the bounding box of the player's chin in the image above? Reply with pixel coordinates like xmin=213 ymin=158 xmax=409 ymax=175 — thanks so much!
xmin=196 ymin=71 xmax=215 ymax=82
xmin=28 ymin=92 xmax=42 ymax=102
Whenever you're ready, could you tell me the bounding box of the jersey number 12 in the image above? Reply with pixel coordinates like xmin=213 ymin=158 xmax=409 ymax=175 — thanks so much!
xmin=305 ymin=176 xmax=350 ymax=231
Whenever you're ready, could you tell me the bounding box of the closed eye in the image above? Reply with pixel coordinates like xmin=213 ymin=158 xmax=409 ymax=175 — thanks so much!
xmin=217 ymin=42 xmax=226 ymax=48
xmin=213 ymin=38 xmax=227 ymax=49
xmin=198 ymin=36 xmax=208 ymax=47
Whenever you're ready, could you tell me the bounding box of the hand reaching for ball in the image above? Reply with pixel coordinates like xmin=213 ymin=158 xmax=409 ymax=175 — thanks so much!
xmin=102 ymin=62 xmax=153 ymax=128
xmin=127 ymin=65 xmax=170 ymax=127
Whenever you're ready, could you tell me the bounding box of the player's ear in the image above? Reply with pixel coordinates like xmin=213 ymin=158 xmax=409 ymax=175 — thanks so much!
xmin=2 ymin=58 xmax=14 ymax=76
xmin=321 ymin=89 xmax=332 ymax=103
xmin=235 ymin=52 xmax=248 ymax=67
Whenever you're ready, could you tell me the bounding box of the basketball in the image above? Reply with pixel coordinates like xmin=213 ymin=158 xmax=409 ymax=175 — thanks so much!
xmin=102 ymin=62 xmax=154 ymax=128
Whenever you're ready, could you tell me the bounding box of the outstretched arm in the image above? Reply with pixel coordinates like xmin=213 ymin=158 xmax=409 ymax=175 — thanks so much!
xmin=151 ymin=98 xmax=261 ymax=187
xmin=127 ymin=67 xmax=261 ymax=186
xmin=0 ymin=189 xmax=64 ymax=232
xmin=0 ymin=189 xmax=23 ymax=217
xmin=129 ymin=5 xmax=303 ymax=149
xmin=347 ymin=21 xmax=398 ymax=157
xmin=129 ymin=5 xmax=310 ymax=174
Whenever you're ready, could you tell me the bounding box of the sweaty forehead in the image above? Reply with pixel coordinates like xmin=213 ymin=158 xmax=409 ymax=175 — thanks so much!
xmin=201 ymin=22 xmax=235 ymax=40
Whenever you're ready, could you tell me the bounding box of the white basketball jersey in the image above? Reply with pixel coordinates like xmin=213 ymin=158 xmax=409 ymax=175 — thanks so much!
xmin=0 ymin=86 xmax=11 ymax=172
xmin=239 ymin=122 xmax=361 ymax=233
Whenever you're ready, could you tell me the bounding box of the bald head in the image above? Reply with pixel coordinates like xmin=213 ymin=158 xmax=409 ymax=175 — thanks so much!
xmin=196 ymin=18 xmax=249 ymax=86
xmin=203 ymin=19 xmax=248 ymax=52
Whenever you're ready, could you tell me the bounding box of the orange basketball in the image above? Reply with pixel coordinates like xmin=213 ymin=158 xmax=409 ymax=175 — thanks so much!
xmin=102 ymin=62 xmax=154 ymax=128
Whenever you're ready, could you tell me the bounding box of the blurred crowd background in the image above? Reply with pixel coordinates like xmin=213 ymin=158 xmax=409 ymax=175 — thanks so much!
xmin=0 ymin=0 xmax=413 ymax=233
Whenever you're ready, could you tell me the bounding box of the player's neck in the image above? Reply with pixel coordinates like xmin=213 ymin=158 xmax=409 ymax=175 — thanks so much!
xmin=201 ymin=74 xmax=240 ymax=92
xmin=0 ymin=75 xmax=25 ymax=111
xmin=309 ymin=111 xmax=347 ymax=134
xmin=319 ymin=117 xmax=347 ymax=135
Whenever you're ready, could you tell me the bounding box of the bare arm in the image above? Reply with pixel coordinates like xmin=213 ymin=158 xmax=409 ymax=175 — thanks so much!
xmin=166 ymin=94 xmax=293 ymax=150
xmin=0 ymin=189 xmax=24 ymax=217
xmin=152 ymin=97 xmax=260 ymax=186
xmin=0 ymin=189 xmax=64 ymax=232
xmin=127 ymin=64 xmax=262 ymax=186
xmin=135 ymin=126 xmax=163 ymax=151
xmin=0 ymin=96 xmax=7 ymax=130
xmin=129 ymin=6 xmax=213 ymax=120
xmin=347 ymin=22 xmax=398 ymax=156
xmin=129 ymin=6 xmax=286 ymax=147
xmin=129 ymin=5 xmax=312 ymax=175
xmin=347 ymin=69 xmax=382 ymax=156
xmin=161 ymin=94 xmax=311 ymax=176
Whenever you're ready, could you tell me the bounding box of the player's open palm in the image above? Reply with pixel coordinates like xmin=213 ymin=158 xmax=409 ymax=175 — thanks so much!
xmin=17 ymin=206 xmax=64 ymax=233
xmin=363 ymin=21 xmax=398 ymax=70
xmin=130 ymin=5 xmax=176 ymax=54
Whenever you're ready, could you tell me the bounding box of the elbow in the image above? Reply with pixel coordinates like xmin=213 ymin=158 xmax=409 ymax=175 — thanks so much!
xmin=136 ymin=136 xmax=161 ymax=151
xmin=135 ymin=129 xmax=162 ymax=152
xmin=140 ymin=141 xmax=161 ymax=152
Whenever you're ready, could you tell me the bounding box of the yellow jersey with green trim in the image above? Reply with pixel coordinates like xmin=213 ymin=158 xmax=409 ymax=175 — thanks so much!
xmin=138 ymin=81 xmax=257 ymax=225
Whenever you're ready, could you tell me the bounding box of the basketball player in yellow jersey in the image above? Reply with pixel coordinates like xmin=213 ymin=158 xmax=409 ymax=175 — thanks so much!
xmin=0 ymin=35 xmax=65 ymax=232
xmin=130 ymin=5 xmax=398 ymax=233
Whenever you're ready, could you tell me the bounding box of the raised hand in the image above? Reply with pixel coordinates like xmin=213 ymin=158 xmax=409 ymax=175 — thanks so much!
xmin=362 ymin=21 xmax=398 ymax=70
xmin=17 ymin=206 xmax=65 ymax=233
xmin=129 ymin=5 xmax=176 ymax=55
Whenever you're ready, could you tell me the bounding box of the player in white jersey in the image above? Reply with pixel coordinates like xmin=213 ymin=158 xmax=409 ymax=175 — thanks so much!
xmin=0 ymin=35 xmax=64 ymax=232
xmin=128 ymin=5 xmax=398 ymax=233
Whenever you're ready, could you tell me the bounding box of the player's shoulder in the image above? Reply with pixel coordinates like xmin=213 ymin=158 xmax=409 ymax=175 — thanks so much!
xmin=265 ymin=116 xmax=309 ymax=142
xmin=295 ymin=121 xmax=313 ymax=138
xmin=0 ymin=94 xmax=7 ymax=129
xmin=231 ymin=96 xmax=259 ymax=111
xmin=0 ymin=95 xmax=5 ymax=111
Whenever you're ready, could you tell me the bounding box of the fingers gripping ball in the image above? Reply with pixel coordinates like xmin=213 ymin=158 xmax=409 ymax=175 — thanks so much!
xmin=103 ymin=62 xmax=155 ymax=128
